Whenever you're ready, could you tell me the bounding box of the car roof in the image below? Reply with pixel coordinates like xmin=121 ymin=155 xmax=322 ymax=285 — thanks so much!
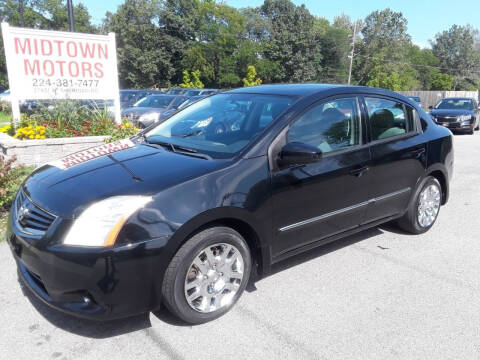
xmin=441 ymin=97 xmax=474 ymax=100
xmin=225 ymin=84 xmax=411 ymax=99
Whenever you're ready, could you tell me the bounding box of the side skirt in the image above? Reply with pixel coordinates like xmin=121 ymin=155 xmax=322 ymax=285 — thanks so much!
xmin=269 ymin=213 xmax=403 ymax=265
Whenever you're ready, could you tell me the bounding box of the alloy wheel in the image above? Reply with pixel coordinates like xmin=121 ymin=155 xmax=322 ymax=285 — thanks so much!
xmin=184 ymin=243 xmax=244 ymax=313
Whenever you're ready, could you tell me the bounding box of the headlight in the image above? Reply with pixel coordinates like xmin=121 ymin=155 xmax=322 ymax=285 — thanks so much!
xmin=457 ymin=114 xmax=472 ymax=122
xmin=64 ymin=196 xmax=152 ymax=247
xmin=139 ymin=112 xmax=159 ymax=123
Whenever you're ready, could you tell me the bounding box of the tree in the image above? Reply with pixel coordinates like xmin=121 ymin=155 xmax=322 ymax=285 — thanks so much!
xmin=431 ymin=73 xmax=454 ymax=90
xmin=354 ymin=9 xmax=413 ymax=87
xmin=179 ymin=70 xmax=204 ymax=88
xmin=432 ymin=25 xmax=480 ymax=90
xmin=259 ymin=0 xmax=323 ymax=82
xmin=242 ymin=65 xmax=262 ymax=86
xmin=104 ymin=0 xmax=199 ymax=88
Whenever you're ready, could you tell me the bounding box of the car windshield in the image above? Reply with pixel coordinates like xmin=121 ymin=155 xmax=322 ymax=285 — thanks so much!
xmin=435 ymin=99 xmax=474 ymax=110
xmin=134 ymin=95 xmax=173 ymax=108
xmin=146 ymin=93 xmax=294 ymax=159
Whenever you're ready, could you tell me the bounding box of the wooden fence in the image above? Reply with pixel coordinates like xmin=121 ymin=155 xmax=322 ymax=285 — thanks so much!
xmin=397 ymin=90 xmax=479 ymax=109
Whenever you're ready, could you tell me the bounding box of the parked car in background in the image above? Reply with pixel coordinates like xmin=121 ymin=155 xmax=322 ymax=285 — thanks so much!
xmin=407 ymin=96 xmax=422 ymax=108
xmin=81 ymin=100 xmax=116 ymax=118
xmin=429 ymin=97 xmax=480 ymax=134
xmin=6 ymin=84 xmax=453 ymax=324
xmin=166 ymin=88 xmax=188 ymax=95
xmin=120 ymin=89 xmax=163 ymax=110
xmin=122 ymin=94 xmax=188 ymax=128
xmin=158 ymin=95 xmax=206 ymax=120
xmin=183 ymin=89 xmax=219 ymax=96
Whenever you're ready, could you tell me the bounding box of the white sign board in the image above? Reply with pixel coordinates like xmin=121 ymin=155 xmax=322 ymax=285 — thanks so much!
xmin=1 ymin=23 xmax=121 ymax=123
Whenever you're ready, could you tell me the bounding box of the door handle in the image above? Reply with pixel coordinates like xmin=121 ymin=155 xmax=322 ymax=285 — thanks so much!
xmin=349 ymin=165 xmax=369 ymax=177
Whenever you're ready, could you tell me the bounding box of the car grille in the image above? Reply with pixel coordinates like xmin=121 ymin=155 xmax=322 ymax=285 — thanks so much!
xmin=435 ymin=115 xmax=458 ymax=123
xmin=13 ymin=189 xmax=56 ymax=236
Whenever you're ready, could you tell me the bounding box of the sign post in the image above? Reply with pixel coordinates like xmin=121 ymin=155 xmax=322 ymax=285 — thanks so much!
xmin=1 ymin=23 xmax=122 ymax=125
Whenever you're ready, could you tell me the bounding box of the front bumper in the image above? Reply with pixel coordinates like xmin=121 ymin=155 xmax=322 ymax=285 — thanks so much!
xmin=7 ymin=215 xmax=170 ymax=320
xmin=437 ymin=121 xmax=474 ymax=132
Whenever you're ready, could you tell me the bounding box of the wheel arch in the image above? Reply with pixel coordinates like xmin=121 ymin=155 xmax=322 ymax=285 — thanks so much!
xmin=426 ymin=166 xmax=449 ymax=205
xmin=166 ymin=207 xmax=272 ymax=282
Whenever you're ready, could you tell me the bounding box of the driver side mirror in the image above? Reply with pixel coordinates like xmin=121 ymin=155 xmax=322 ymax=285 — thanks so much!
xmin=277 ymin=142 xmax=322 ymax=168
xmin=428 ymin=105 xmax=433 ymax=110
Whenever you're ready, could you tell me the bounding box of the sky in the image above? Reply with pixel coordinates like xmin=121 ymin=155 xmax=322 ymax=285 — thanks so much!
xmin=79 ymin=0 xmax=480 ymax=48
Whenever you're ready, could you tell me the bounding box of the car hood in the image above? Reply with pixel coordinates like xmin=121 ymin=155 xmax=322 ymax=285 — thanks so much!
xmin=122 ymin=107 xmax=166 ymax=116
xmin=430 ymin=109 xmax=474 ymax=116
xmin=23 ymin=141 xmax=224 ymax=218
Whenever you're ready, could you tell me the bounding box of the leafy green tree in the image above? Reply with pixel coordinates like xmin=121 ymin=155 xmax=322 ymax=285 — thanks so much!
xmin=431 ymin=73 xmax=454 ymax=90
xmin=180 ymin=70 xmax=203 ymax=88
xmin=259 ymin=0 xmax=323 ymax=82
xmin=104 ymin=0 xmax=199 ymax=88
xmin=354 ymin=8 xmax=413 ymax=87
xmin=432 ymin=25 xmax=480 ymax=90
xmin=242 ymin=65 xmax=262 ymax=87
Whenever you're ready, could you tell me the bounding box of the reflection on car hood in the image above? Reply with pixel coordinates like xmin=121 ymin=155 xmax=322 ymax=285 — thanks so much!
xmin=23 ymin=144 xmax=225 ymax=218
xmin=430 ymin=109 xmax=474 ymax=116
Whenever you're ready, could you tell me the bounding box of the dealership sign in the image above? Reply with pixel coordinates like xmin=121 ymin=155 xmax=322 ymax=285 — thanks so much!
xmin=1 ymin=23 xmax=121 ymax=122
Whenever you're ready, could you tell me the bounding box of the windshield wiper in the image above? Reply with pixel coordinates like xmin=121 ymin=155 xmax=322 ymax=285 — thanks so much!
xmin=145 ymin=138 xmax=211 ymax=160
xmin=171 ymin=129 xmax=204 ymax=139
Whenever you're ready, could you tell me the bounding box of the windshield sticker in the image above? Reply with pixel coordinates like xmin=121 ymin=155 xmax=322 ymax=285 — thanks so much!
xmin=48 ymin=139 xmax=135 ymax=170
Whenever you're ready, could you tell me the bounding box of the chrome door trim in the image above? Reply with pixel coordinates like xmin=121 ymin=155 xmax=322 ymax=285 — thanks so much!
xmin=278 ymin=187 xmax=411 ymax=232
xmin=372 ymin=187 xmax=411 ymax=202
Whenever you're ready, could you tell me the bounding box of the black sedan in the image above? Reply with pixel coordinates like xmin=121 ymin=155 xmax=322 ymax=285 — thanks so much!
xmin=429 ymin=97 xmax=480 ymax=134
xmin=122 ymin=95 xmax=188 ymax=128
xmin=7 ymin=84 xmax=453 ymax=324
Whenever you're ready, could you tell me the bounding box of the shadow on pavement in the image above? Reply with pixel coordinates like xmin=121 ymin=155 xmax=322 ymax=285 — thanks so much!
xmin=270 ymin=227 xmax=384 ymax=276
xmin=17 ymin=225 xmax=394 ymax=335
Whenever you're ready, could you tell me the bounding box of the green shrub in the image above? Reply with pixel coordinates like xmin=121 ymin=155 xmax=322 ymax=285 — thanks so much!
xmin=0 ymin=156 xmax=34 ymax=209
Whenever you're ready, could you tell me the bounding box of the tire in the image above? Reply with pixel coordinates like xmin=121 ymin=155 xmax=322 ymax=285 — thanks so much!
xmin=162 ymin=226 xmax=251 ymax=324
xmin=396 ymin=176 xmax=442 ymax=234
xmin=475 ymin=123 xmax=479 ymax=131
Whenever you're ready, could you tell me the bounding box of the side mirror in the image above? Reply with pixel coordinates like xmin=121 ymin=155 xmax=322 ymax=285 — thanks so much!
xmin=428 ymin=105 xmax=433 ymax=110
xmin=278 ymin=142 xmax=322 ymax=168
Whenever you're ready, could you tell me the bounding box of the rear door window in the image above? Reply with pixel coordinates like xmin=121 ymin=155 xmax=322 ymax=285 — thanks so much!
xmin=365 ymin=97 xmax=414 ymax=141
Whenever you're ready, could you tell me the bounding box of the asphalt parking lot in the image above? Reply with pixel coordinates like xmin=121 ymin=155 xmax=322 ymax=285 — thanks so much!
xmin=0 ymin=131 xmax=479 ymax=360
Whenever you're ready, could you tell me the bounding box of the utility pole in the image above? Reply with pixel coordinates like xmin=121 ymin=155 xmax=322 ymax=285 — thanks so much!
xmin=67 ymin=0 xmax=75 ymax=32
xmin=348 ymin=20 xmax=358 ymax=85
xmin=19 ymin=0 xmax=24 ymax=27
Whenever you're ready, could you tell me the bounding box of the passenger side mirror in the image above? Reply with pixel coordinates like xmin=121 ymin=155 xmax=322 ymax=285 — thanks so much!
xmin=428 ymin=105 xmax=433 ymax=110
xmin=278 ymin=142 xmax=322 ymax=168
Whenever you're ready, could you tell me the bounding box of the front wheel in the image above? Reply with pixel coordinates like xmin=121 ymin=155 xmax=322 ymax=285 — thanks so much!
xmin=396 ymin=176 xmax=442 ymax=234
xmin=162 ymin=227 xmax=251 ymax=324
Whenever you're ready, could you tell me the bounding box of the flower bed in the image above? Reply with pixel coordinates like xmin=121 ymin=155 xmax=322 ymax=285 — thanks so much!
xmin=0 ymin=132 xmax=110 ymax=166
xmin=0 ymin=102 xmax=140 ymax=166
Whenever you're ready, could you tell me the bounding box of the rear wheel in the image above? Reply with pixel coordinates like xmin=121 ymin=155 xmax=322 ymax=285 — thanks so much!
xmin=396 ymin=176 xmax=442 ymax=234
xmin=162 ymin=227 xmax=251 ymax=324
